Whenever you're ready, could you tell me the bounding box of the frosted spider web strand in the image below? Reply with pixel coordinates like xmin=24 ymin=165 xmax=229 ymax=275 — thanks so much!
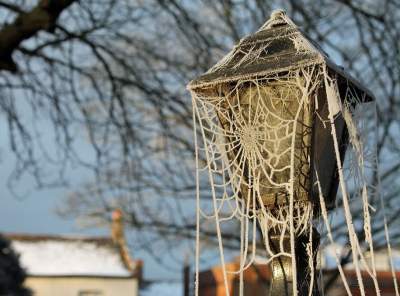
xmin=316 ymin=170 xmax=352 ymax=295
xmin=225 ymin=73 xmax=310 ymax=262
xmin=323 ymin=69 xmax=367 ymax=295
xmin=236 ymin=88 xmax=275 ymax=272
xmin=342 ymin=80 xmax=394 ymax=295
xmin=320 ymin=71 xmax=389 ymax=295
xmin=236 ymin=187 xmax=252 ymax=275
xmin=240 ymin=194 xmax=261 ymax=278
xmin=192 ymin=95 xmax=201 ymax=296
xmin=342 ymin=100 xmax=381 ymax=295
xmin=239 ymin=199 xmax=245 ymax=296
xmin=288 ymin=65 xmax=321 ymax=295
xmin=307 ymin=207 xmax=315 ymax=296
xmin=287 ymin=77 xmax=306 ymax=296
xmin=195 ymin=99 xmax=244 ymax=220
xmin=193 ymin=96 xmax=231 ymax=284
xmin=378 ymin=173 xmax=400 ymax=296
xmin=372 ymin=105 xmax=400 ymax=296
xmin=195 ymin=98 xmax=231 ymax=296
xmin=245 ymin=188 xmax=258 ymax=270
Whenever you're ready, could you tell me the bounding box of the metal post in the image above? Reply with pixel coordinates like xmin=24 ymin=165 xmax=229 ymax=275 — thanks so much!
xmin=183 ymin=261 xmax=190 ymax=296
xmin=269 ymin=228 xmax=320 ymax=296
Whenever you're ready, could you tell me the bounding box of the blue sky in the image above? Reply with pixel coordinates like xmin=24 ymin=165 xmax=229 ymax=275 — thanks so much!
xmin=0 ymin=115 xmax=182 ymax=281
xmin=0 ymin=108 xmax=97 ymax=235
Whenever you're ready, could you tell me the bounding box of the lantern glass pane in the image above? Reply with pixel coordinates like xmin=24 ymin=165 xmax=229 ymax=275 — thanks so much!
xmin=217 ymin=79 xmax=312 ymax=207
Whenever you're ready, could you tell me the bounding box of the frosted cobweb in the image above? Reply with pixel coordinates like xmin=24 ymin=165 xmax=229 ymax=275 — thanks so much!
xmin=189 ymin=10 xmax=398 ymax=296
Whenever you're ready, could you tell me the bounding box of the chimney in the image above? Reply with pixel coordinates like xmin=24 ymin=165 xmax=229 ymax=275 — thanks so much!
xmin=111 ymin=208 xmax=124 ymax=245
xmin=111 ymin=209 xmax=135 ymax=271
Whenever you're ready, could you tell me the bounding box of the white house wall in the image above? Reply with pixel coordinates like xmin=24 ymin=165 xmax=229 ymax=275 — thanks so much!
xmin=25 ymin=277 xmax=139 ymax=296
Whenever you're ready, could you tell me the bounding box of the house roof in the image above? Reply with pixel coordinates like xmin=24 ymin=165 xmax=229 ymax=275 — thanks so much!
xmin=187 ymin=10 xmax=374 ymax=101
xmin=6 ymin=233 xmax=140 ymax=278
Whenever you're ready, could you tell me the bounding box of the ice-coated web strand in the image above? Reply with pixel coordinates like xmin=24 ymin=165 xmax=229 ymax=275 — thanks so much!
xmin=316 ymin=170 xmax=352 ymax=295
xmin=288 ymin=78 xmax=305 ymax=296
xmin=378 ymin=170 xmax=400 ymax=296
xmin=239 ymin=198 xmax=246 ymax=296
xmin=307 ymin=207 xmax=315 ymax=296
xmin=195 ymin=100 xmax=231 ymax=296
xmin=320 ymin=68 xmax=394 ymax=295
xmin=323 ymin=69 xmax=367 ymax=296
xmin=324 ymin=71 xmax=398 ymax=295
xmin=373 ymin=106 xmax=400 ymax=296
xmin=342 ymin=102 xmax=380 ymax=293
xmin=322 ymin=66 xmax=393 ymax=295
xmin=192 ymin=95 xmax=200 ymax=296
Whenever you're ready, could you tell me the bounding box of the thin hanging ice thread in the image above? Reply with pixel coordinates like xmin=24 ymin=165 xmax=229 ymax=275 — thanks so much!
xmin=316 ymin=171 xmax=353 ymax=295
xmin=192 ymin=99 xmax=200 ymax=296
xmin=323 ymin=67 xmax=367 ymax=296
xmin=373 ymin=104 xmax=400 ymax=296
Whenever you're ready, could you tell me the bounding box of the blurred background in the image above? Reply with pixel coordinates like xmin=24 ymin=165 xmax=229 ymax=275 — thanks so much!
xmin=0 ymin=0 xmax=399 ymax=295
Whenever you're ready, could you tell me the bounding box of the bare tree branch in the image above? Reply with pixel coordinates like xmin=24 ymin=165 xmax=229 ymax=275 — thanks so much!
xmin=0 ymin=0 xmax=77 ymax=72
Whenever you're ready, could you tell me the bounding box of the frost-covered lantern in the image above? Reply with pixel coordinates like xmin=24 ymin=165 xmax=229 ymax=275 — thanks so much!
xmin=188 ymin=10 xmax=372 ymax=214
xmin=189 ymin=10 xmax=376 ymax=296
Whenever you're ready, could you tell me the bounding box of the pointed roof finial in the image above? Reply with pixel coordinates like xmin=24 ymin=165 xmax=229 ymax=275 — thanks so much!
xmin=259 ymin=9 xmax=296 ymax=31
xmin=271 ymin=9 xmax=286 ymax=19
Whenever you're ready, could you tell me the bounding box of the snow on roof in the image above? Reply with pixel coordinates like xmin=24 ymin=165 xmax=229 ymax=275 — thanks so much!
xmin=7 ymin=234 xmax=136 ymax=278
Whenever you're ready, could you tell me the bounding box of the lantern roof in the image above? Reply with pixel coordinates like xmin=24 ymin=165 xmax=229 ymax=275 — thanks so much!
xmin=187 ymin=10 xmax=374 ymax=100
